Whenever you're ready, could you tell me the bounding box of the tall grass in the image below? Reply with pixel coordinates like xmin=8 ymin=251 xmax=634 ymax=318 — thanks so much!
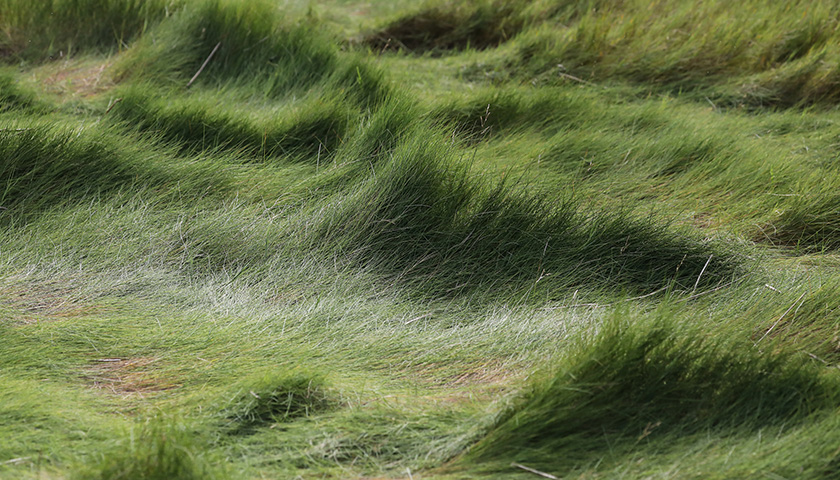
xmin=74 ymin=421 xmax=226 ymax=480
xmin=5 ymin=0 xmax=840 ymax=478
xmin=371 ymin=0 xmax=840 ymax=106
xmin=0 ymin=0 xmax=179 ymax=61
xmin=467 ymin=311 xmax=838 ymax=471
xmin=312 ymin=129 xmax=737 ymax=299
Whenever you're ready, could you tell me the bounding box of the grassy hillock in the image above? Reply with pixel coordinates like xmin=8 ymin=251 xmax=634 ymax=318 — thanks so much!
xmin=3 ymin=0 xmax=840 ymax=478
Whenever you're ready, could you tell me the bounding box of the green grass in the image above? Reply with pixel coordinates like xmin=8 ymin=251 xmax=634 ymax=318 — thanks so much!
xmin=0 ymin=0 xmax=179 ymax=61
xmin=467 ymin=311 xmax=838 ymax=473
xmin=4 ymin=0 xmax=840 ymax=479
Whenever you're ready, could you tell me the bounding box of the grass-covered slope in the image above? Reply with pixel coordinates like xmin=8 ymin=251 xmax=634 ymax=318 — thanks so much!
xmin=3 ymin=0 xmax=840 ymax=479
xmin=365 ymin=0 xmax=840 ymax=106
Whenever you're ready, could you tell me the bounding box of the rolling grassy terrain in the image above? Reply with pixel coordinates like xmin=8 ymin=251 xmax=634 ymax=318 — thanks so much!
xmin=3 ymin=0 xmax=840 ymax=478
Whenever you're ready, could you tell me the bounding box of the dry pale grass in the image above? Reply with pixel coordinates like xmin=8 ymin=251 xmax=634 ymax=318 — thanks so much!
xmin=28 ymin=57 xmax=115 ymax=102
xmin=0 ymin=280 xmax=104 ymax=324
xmin=84 ymin=357 xmax=182 ymax=399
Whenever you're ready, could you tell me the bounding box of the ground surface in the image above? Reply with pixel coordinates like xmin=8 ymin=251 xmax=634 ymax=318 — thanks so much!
xmin=3 ymin=1 xmax=840 ymax=478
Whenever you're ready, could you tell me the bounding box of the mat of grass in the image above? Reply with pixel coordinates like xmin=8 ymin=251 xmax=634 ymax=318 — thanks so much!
xmin=3 ymin=1 xmax=840 ymax=479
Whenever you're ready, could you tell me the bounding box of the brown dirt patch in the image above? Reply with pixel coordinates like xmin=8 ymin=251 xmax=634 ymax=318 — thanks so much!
xmin=84 ymin=357 xmax=181 ymax=398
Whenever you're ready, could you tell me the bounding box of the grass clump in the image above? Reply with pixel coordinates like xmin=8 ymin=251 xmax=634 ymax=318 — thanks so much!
xmin=74 ymin=421 xmax=226 ymax=480
xmin=0 ymin=0 xmax=178 ymax=62
xmin=467 ymin=312 xmax=838 ymax=471
xmin=219 ymin=370 xmax=334 ymax=435
xmin=362 ymin=0 xmax=526 ymax=53
xmin=315 ymin=130 xmax=737 ymax=299
xmin=113 ymin=0 xmax=336 ymax=96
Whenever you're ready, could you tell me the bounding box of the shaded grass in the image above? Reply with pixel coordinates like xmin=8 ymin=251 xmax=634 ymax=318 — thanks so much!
xmin=362 ymin=0 xmax=525 ymax=53
xmin=108 ymin=86 xmax=353 ymax=160
xmin=313 ymin=129 xmax=737 ymax=299
xmin=0 ymin=0 xmax=179 ymax=62
xmin=0 ymin=118 xmax=245 ymax=222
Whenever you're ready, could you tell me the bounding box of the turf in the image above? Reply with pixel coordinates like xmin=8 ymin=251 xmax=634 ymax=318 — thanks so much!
xmin=3 ymin=0 xmax=840 ymax=479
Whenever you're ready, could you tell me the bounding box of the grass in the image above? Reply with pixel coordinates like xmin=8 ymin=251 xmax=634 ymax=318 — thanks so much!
xmin=467 ymin=311 xmax=838 ymax=473
xmin=0 ymin=0 xmax=179 ymax=61
xmin=4 ymin=0 xmax=840 ymax=479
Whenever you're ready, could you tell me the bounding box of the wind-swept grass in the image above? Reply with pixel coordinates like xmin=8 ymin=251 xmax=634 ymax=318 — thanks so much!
xmin=0 ymin=117 xmax=245 ymax=222
xmin=0 ymin=0 xmax=178 ymax=61
xmin=464 ymin=310 xmax=839 ymax=475
xmin=112 ymin=0 xmax=373 ymax=100
xmin=314 ymin=129 xmax=737 ymax=299
xmin=108 ymin=86 xmax=353 ymax=160
xmin=5 ymin=0 xmax=840 ymax=479
xmin=73 ymin=421 xmax=227 ymax=480
xmin=377 ymin=0 xmax=840 ymax=107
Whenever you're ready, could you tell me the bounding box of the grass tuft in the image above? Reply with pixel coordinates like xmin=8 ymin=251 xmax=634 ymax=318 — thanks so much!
xmin=0 ymin=0 xmax=178 ymax=62
xmin=467 ymin=311 xmax=838 ymax=470
xmin=73 ymin=421 xmax=226 ymax=480
xmin=362 ymin=0 xmax=526 ymax=54
xmin=219 ymin=370 xmax=334 ymax=434
xmin=113 ymin=0 xmax=336 ymax=96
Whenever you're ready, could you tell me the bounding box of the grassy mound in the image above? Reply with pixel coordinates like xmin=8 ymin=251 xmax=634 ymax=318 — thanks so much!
xmin=314 ymin=130 xmax=737 ymax=299
xmin=74 ymin=422 xmax=226 ymax=480
xmin=114 ymin=0 xmax=332 ymax=90
xmin=112 ymin=0 xmax=394 ymax=105
xmin=219 ymin=370 xmax=334 ymax=434
xmin=0 ymin=0 xmax=177 ymax=61
xmin=467 ymin=313 xmax=838 ymax=471
xmin=363 ymin=0 xmax=525 ymax=53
